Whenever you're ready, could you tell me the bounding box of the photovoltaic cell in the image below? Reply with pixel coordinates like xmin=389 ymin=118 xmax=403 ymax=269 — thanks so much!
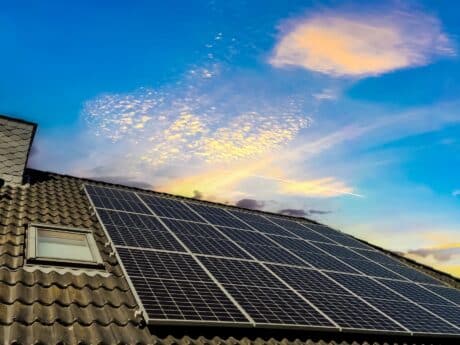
xmin=186 ymin=203 xmax=252 ymax=229
xmin=131 ymin=277 xmax=249 ymax=322
xmin=294 ymin=251 xmax=358 ymax=273
xmin=224 ymin=284 xmax=333 ymax=327
xmin=344 ymin=258 xmax=406 ymax=280
xmin=267 ymin=264 xmax=348 ymax=295
xmin=327 ymin=273 xmax=405 ymax=301
xmin=422 ymin=304 xmax=460 ymax=328
xmin=220 ymin=228 xmax=275 ymax=246
xmin=86 ymin=185 xmax=150 ymax=214
xmin=380 ymin=263 xmax=443 ymax=285
xmin=313 ymin=243 xmax=368 ymax=261
xmin=300 ymin=292 xmax=404 ymax=331
xmin=161 ymin=218 xmax=226 ymax=239
xmin=97 ymin=209 xmax=186 ymax=252
xmin=326 ymin=234 xmax=374 ymax=250
xmin=199 ymin=257 xmax=334 ymax=328
xmin=353 ymin=249 xmax=402 ymax=266
xmin=267 ymin=265 xmax=404 ymax=332
xmin=198 ymin=257 xmax=282 ymax=288
xmin=138 ymin=194 xmax=204 ymax=222
xmin=301 ymin=223 xmax=343 ymax=238
xmin=377 ymin=279 xmax=455 ymax=306
xmin=421 ymin=285 xmax=460 ymax=305
xmin=265 ymin=238 xmax=358 ymax=273
xmin=238 ymin=242 xmax=307 ymax=266
xmin=117 ymin=247 xmax=249 ymax=323
xmin=365 ymin=298 xmax=459 ymax=334
xmin=228 ymin=210 xmax=294 ymax=237
xmin=177 ymin=235 xmax=251 ymax=259
xmin=303 ymin=223 xmax=373 ymax=250
xmin=268 ymin=217 xmax=335 ymax=243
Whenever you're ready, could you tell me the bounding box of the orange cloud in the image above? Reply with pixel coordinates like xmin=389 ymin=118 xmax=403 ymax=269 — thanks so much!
xmin=270 ymin=10 xmax=455 ymax=77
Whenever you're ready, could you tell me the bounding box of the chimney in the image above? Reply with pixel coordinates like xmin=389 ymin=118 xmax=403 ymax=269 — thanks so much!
xmin=0 ymin=115 xmax=37 ymax=186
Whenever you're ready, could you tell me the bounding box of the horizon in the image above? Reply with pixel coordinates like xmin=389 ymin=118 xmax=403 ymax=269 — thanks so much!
xmin=1 ymin=0 xmax=459 ymax=277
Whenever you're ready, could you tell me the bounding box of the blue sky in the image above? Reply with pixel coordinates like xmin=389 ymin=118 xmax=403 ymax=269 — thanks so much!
xmin=1 ymin=0 xmax=460 ymax=276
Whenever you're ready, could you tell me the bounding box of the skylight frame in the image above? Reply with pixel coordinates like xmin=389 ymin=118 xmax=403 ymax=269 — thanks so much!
xmin=26 ymin=223 xmax=103 ymax=267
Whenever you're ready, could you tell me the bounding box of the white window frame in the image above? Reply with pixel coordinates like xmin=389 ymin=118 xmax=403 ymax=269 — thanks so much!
xmin=26 ymin=223 xmax=103 ymax=266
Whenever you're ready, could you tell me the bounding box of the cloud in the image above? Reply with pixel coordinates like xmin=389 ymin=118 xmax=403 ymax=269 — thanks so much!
xmin=404 ymin=245 xmax=460 ymax=277
xmin=278 ymin=209 xmax=307 ymax=217
xmin=407 ymin=246 xmax=460 ymax=262
xmin=452 ymin=190 xmax=460 ymax=197
xmin=270 ymin=8 xmax=455 ymax=77
xmin=235 ymin=198 xmax=265 ymax=210
xmin=83 ymin=87 xmax=311 ymax=167
xmin=312 ymin=88 xmax=337 ymax=101
xmin=308 ymin=209 xmax=333 ymax=215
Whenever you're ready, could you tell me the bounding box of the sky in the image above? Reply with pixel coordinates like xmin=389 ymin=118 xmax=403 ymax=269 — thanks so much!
xmin=1 ymin=0 xmax=460 ymax=277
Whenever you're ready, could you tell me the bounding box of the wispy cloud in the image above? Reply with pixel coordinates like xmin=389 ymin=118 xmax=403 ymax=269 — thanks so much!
xmin=270 ymin=7 xmax=455 ymax=77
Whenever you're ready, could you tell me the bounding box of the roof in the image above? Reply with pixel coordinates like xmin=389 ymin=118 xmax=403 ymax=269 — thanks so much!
xmin=0 ymin=168 xmax=458 ymax=344
xmin=0 ymin=114 xmax=37 ymax=185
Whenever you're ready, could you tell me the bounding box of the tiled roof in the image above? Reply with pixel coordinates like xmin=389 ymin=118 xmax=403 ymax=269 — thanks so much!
xmin=0 ymin=168 xmax=458 ymax=344
xmin=0 ymin=115 xmax=36 ymax=186
xmin=0 ymin=169 xmax=152 ymax=344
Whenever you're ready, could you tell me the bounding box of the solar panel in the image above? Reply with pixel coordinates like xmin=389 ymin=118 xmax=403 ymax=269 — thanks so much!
xmin=327 ymin=273 xmax=405 ymax=301
xmin=86 ymin=184 xmax=151 ymax=213
xmin=138 ymin=194 xmax=205 ymax=222
xmin=85 ymin=184 xmax=460 ymax=337
xmin=97 ymin=209 xmax=186 ymax=252
xmin=421 ymin=284 xmax=460 ymax=305
xmin=186 ymin=203 xmax=252 ymax=229
xmin=200 ymin=257 xmax=334 ymax=328
xmin=268 ymin=237 xmax=359 ymax=273
xmin=159 ymin=218 xmax=252 ymax=259
xmin=365 ymin=298 xmax=458 ymax=334
xmin=303 ymin=224 xmax=373 ymax=250
xmin=327 ymin=272 xmax=460 ymax=334
xmin=344 ymin=258 xmax=406 ymax=280
xmin=268 ymin=217 xmax=335 ymax=243
xmin=313 ymin=243 xmax=371 ymax=261
xmin=238 ymin=242 xmax=307 ymax=266
xmin=117 ymin=247 xmax=249 ymax=323
xmin=379 ymin=263 xmax=443 ymax=285
xmin=228 ymin=210 xmax=295 ymax=237
xmin=268 ymin=265 xmax=404 ymax=332
xmin=353 ymin=248 xmax=403 ymax=266
xmin=424 ymin=304 xmax=460 ymax=328
xmin=377 ymin=279 xmax=455 ymax=306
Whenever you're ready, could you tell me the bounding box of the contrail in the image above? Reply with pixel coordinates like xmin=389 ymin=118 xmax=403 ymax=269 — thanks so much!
xmin=251 ymin=175 xmax=365 ymax=198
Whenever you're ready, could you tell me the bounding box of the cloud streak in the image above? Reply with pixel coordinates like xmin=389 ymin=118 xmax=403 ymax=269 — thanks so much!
xmin=270 ymin=8 xmax=455 ymax=77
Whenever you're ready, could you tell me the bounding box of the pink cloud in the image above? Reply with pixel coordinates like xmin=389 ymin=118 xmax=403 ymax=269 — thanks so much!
xmin=270 ymin=8 xmax=455 ymax=77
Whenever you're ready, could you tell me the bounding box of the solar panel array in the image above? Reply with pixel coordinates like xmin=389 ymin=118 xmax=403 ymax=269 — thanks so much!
xmin=84 ymin=184 xmax=460 ymax=337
